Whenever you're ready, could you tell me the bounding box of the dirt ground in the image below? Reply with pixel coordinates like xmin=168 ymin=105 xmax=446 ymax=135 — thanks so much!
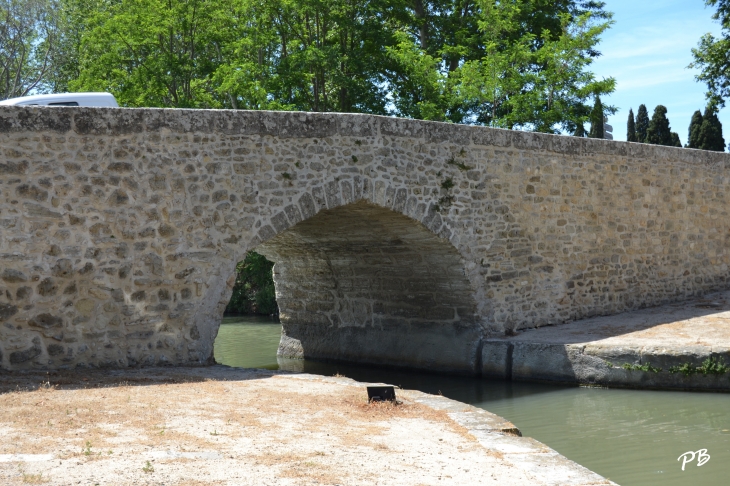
xmin=0 ymin=367 xmax=539 ymax=486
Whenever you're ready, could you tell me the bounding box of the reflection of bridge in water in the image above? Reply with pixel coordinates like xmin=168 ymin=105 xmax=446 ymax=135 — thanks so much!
xmin=1 ymin=106 xmax=729 ymax=374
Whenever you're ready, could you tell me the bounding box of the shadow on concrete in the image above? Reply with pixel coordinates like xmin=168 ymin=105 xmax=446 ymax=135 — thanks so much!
xmin=278 ymin=356 xmax=568 ymax=406
xmin=0 ymin=365 xmax=278 ymax=396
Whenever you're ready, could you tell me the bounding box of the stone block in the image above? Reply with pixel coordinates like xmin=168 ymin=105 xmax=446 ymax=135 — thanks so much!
xmin=481 ymin=339 xmax=511 ymax=379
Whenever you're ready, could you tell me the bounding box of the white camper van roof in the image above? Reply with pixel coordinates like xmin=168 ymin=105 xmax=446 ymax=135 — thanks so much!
xmin=0 ymin=92 xmax=119 ymax=107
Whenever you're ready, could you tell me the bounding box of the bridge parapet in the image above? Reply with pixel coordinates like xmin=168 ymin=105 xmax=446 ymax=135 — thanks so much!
xmin=1 ymin=106 xmax=729 ymax=372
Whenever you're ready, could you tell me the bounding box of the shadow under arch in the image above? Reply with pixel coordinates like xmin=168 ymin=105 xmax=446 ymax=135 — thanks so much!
xmin=254 ymin=200 xmax=482 ymax=375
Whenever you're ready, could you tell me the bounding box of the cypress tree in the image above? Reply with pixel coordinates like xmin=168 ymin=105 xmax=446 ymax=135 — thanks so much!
xmin=589 ymin=95 xmax=604 ymax=139
xmin=627 ymin=108 xmax=637 ymax=142
xmin=574 ymin=123 xmax=586 ymax=137
xmin=671 ymin=132 xmax=682 ymax=147
xmin=687 ymin=110 xmax=703 ymax=148
xmin=646 ymin=105 xmax=673 ymax=146
xmin=636 ymin=104 xmax=650 ymax=143
xmin=698 ymin=104 xmax=725 ymax=151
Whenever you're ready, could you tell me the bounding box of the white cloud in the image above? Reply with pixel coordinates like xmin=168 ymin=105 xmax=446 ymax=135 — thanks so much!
xmin=613 ymin=68 xmax=696 ymax=90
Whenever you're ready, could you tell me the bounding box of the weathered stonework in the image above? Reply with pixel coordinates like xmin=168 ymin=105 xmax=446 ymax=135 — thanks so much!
xmin=1 ymin=106 xmax=730 ymax=373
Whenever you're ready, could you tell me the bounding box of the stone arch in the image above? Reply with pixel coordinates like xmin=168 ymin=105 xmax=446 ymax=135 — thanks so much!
xmin=6 ymin=107 xmax=730 ymax=373
xmin=209 ymin=177 xmax=485 ymax=374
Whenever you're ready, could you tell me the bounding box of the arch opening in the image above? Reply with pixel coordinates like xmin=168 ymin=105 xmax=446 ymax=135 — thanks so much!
xmin=255 ymin=200 xmax=482 ymax=374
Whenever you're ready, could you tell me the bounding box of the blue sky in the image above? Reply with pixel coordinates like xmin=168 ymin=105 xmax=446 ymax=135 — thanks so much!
xmin=590 ymin=0 xmax=727 ymax=145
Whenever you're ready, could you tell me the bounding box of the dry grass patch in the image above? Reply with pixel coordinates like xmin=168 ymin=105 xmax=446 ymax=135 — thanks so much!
xmin=0 ymin=382 xmax=224 ymax=455
xmin=0 ymin=372 xmax=478 ymax=457
xmin=0 ymin=369 xmax=532 ymax=486
xmin=175 ymin=481 xmax=224 ymax=486
xmin=254 ymin=451 xmax=342 ymax=484
xmin=19 ymin=471 xmax=49 ymax=484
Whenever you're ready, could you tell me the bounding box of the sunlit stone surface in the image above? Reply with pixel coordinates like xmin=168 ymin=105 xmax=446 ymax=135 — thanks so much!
xmin=1 ymin=107 xmax=729 ymax=372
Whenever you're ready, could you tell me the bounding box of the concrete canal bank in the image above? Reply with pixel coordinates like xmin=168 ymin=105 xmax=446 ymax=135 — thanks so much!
xmin=482 ymin=290 xmax=730 ymax=391
xmin=0 ymin=366 xmax=615 ymax=485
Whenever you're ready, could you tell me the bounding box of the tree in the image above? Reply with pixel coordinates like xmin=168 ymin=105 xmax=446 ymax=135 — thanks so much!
xmin=588 ymin=94 xmax=604 ymax=138
xmin=63 ymin=0 xmax=616 ymax=132
xmin=68 ymin=0 xmax=227 ymax=108
xmin=687 ymin=110 xmax=704 ymax=148
xmin=646 ymin=105 xmax=674 ymax=146
xmin=627 ymin=108 xmax=637 ymax=142
xmin=697 ymin=103 xmax=725 ymax=151
xmin=635 ymin=104 xmax=650 ymax=143
xmin=671 ymin=132 xmax=682 ymax=147
xmin=0 ymin=0 xmax=59 ymax=99
xmin=446 ymin=0 xmax=616 ymax=132
xmin=226 ymin=251 xmax=278 ymax=315
xmin=690 ymin=1 xmax=730 ymax=108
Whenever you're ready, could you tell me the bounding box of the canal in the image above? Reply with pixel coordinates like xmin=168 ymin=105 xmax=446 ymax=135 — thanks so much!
xmin=214 ymin=315 xmax=730 ymax=486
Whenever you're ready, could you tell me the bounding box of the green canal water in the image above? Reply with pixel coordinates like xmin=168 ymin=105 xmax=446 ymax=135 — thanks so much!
xmin=214 ymin=315 xmax=730 ymax=486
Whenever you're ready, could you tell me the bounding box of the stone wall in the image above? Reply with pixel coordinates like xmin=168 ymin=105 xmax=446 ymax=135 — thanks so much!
xmin=1 ymin=106 xmax=729 ymax=373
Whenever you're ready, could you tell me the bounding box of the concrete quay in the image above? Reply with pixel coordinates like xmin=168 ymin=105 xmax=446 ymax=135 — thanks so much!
xmin=483 ymin=290 xmax=730 ymax=391
xmin=0 ymin=366 xmax=614 ymax=485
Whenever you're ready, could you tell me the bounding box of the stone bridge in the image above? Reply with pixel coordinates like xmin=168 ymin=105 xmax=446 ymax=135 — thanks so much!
xmin=1 ymin=107 xmax=729 ymax=374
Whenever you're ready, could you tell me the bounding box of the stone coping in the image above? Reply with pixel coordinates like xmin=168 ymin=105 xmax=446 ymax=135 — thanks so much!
xmin=389 ymin=386 xmax=616 ymax=485
xmin=482 ymin=290 xmax=730 ymax=391
xmin=1 ymin=105 xmax=729 ymax=165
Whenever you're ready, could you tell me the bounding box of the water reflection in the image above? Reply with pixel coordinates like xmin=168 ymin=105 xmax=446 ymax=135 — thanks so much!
xmin=214 ymin=315 xmax=281 ymax=370
xmin=214 ymin=316 xmax=730 ymax=486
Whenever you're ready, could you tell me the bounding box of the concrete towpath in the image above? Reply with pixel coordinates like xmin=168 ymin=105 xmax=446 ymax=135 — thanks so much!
xmin=0 ymin=366 xmax=614 ymax=486
xmin=483 ymin=290 xmax=730 ymax=391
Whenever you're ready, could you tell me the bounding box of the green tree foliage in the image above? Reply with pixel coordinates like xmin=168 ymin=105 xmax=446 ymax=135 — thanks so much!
xmin=626 ymin=108 xmax=636 ymax=142
xmin=588 ymin=94 xmax=603 ymax=138
xmin=635 ymin=104 xmax=649 ymax=143
xmin=68 ymin=0 xmax=239 ymax=108
xmin=445 ymin=0 xmax=616 ymax=132
xmin=0 ymin=0 xmax=59 ymax=99
xmin=690 ymin=0 xmax=730 ymax=108
xmin=670 ymin=132 xmax=682 ymax=147
xmin=646 ymin=105 xmax=674 ymax=146
xmin=56 ymin=0 xmax=615 ymax=132
xmin=697 ymin=103 xmax=726 ymax=151
xmin=687 ymin=109 xmax=704 ymax=148
xmin=226 ymin=251 xmax=278 ymax=315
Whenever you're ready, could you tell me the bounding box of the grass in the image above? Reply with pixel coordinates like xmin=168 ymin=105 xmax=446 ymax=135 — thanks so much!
xmin=621 ymin=363 xmax=663 ymax=373
xmin=446 ymin=156 xmax=472 ymax=171
xmin=604 ymin=360 xmax=649 ymax=371
xmin=438 ymin=194 xmax=455 ymax=208
xmin=0 ymin=376 xmax=218 ymax=455
xmin=21 ymin=472 xmax=48 ymax=484
xmin=142 ymin=460 xmax=154 ymax=473
xmin=669 ymin=357 xmax=730 ymax=377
